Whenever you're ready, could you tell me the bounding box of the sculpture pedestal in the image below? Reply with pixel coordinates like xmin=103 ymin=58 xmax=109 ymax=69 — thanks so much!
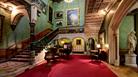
xmin=125 ymin=53 xmax=137 ymax=67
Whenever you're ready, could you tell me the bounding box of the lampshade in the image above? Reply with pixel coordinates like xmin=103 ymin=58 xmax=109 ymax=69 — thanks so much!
xmin=96 ymin=44 xmax=101 ymax=48
xmin=64 ymin=0 xmax=73 ymax=3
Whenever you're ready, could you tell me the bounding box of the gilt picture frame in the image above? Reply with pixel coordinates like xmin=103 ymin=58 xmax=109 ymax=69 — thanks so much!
xmin=56 ymin=20 xmax=63 ymax=27
xmin=67 ymin=8 xmax=79 ymax=26
xmin=76 ymin=39 xmax=81 ymax=45
xmin=54 ymin=11 xmax=63 ymax=19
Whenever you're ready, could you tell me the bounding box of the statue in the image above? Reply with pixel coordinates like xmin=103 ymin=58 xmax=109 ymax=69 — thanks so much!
xmin=127 ymin=30 xmax=137 ymax=54
xmin=125 ymin=30 xmax=137 ymax=67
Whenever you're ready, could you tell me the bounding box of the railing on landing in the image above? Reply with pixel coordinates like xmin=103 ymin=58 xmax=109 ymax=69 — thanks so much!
xmin=58 ymin=26 xmax=84 ymax=34
xmin=34 ymin=26 xmax=84 ymax=50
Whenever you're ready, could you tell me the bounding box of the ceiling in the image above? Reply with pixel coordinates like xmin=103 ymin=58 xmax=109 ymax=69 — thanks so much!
xmin=0 ymin=0 xmax=116 ymax=37
xmin=86 ymin=0 xmax=113 ymax=13
xmin=85 ymin=0 xmax=115 ymax=37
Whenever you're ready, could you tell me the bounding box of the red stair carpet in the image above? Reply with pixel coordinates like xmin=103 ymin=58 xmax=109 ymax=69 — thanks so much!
xmin=17 ymin=55 xmax=117 ymax=77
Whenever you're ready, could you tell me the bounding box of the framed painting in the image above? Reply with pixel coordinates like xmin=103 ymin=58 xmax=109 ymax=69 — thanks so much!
xmin=0 ymin=15 xmax=4 ymax=42
xmin=48 ymin=6 xmax=53 ymax=23
xmin=56 ymin=20 xmax=63 ymax=27
xmin=76 ymin=39 xmax=81 ymax=45
xmin=67 ymin=9 xmax=79 ymax=26
xmin=54 ymin=11 xmax=63 ymax=19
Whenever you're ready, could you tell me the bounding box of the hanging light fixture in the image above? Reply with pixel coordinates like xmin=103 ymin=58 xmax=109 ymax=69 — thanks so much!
xmin=64 ymin=0 xmax=73 ymax=3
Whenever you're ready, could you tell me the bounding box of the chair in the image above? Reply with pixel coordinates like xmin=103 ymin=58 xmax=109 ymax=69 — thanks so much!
xmin=89 ymin=50 xmax=100 ymax=61
xmin=44 ymin=47 xmax=59 ymax=63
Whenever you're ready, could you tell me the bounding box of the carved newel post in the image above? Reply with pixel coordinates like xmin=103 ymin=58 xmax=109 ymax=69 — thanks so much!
xmin=125 ymin=30 xmax=137 ymax=67
xmin=29 ymin=4 xmax=37 ymax=65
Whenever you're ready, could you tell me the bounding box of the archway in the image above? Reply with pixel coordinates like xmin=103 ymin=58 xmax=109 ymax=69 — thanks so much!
xmin=88 ymin=37 xmax=96 ymax=50
xmin=11 ymin=13 xmax=24 ymax=31
xmin=72 ymin=37 xmax=85 ymax=52
xmin=119 ymin=14 xmax=136 ymax=65
xmin=108 ymin=0 xmax=137 ymax=66
xmin=58 ymin=38 xmax=71 ymax=47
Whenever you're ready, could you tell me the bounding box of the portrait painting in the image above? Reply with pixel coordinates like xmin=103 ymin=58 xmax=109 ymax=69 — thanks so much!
xmin=76 ymin=39 xmax=81 ymax=45
xmin=55 ymin=11 xmax=63 ymax=19
xmin=67 ymin=9 xmax=79 ymax=26
xmin=56 ymin=20 xmax=63 ymax=27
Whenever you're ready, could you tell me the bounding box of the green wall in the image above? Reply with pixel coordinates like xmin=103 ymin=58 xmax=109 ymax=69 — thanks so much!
xmin=8 ymin=16 xmax=30 ymax=46
xmin=53 ymin=0 xmax=85 ymax=29
xmin=0 ymin=0 xmax=53 ymax=48
xmin=119 ymin=16 xmax=134 ymax=49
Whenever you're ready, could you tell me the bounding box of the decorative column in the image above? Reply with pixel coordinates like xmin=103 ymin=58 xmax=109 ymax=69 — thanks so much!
xmin=29 ymin=4 xmax=37 ymax=65
xmin=108 ymin=27 xmax=120 ymax=66
xmin=108 ymin=27 xmax=116 ymax=64
xmin=114 ymin=30 xmax=120 ymax=66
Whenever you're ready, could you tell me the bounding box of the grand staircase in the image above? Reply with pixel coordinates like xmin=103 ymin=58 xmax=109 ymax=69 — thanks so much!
xmin=9 ymin=28 xmax=59 ymax=62
xmin=9 ymin=26 xmax=84 ymax=62
xmin=10 ymin=49 xmax=30 ymax=62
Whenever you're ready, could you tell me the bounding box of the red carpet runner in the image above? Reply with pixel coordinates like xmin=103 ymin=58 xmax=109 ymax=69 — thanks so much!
xmin=17 ymin=55 xmax=117 ymax=77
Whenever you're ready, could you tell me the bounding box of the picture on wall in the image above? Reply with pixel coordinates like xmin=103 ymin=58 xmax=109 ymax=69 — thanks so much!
xmin=54 ymin=11 xmax=63 ymax=19
xmin=48 ymin=6 xmax=53 ymax=23
xmin=67 ymin=9 xmax=79 ymax=26
xmin=76 ymin=39 xmax=81 ymax=45
xmin=56 ymin=20 xmax=63 ymax=27
xmin=0 ymin=15 xmax=4 ymax=42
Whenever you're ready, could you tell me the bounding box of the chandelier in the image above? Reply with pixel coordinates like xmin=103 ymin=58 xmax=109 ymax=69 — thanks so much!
xmin=64 ymin=0 xmax=73 ymax=3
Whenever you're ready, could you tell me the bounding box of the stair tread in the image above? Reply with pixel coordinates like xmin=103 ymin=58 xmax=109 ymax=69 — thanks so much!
xmin=10 ymin=58 xmax=30 ymax=62
xmin=11 ymin=57 xmax=30 ymax=60
xmin=14 ymin=55 xmax=30 ymax=58
xmin=20 ymin=52 xmax=30 ymax=55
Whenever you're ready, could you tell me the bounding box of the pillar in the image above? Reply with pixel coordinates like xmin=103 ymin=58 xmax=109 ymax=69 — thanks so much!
xmin=29 ymin=23 xmax=36 ymax=65
xmin=108 ymin=27 xmax=116 ymax=64
xmin=108 ymin=27 xmax=120 ymax=66
xmin=114 ymin=29 xmax=120 ymax=66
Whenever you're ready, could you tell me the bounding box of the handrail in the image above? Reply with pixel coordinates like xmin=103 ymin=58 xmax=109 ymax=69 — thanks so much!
xmin=38 ymin=28 xmax=59 ymax=42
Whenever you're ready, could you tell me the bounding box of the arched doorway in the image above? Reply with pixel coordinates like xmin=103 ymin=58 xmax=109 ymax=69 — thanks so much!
xmin=107 ymin=0 xmax=136 ymax=66
xmin=72 ymin=37 xmax=85 ymax=52
xmin=88 ymin=37 xmax=96 ymax=50
xmin=58 ymin=38 xmax=71 ymax=47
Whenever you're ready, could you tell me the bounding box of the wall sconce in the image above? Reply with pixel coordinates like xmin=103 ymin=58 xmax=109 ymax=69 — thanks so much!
xmin=104 ymin=44 xmax=109 ymax=49
xmin=96 ymin=44 xmax=101 ymax=49
xmin=61 ymin=40 xmax=65 ymax=44
xmin=99 ymin=9 xmax=107 ymax=15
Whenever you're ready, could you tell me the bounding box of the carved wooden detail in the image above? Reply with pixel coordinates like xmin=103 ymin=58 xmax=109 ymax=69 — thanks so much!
xmin=85 ymin=0 xmax=113 ymax=37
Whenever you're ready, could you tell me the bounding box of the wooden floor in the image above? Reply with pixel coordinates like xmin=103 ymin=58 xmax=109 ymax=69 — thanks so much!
xmin=106 ymin=63 xmax=138 ymax=77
